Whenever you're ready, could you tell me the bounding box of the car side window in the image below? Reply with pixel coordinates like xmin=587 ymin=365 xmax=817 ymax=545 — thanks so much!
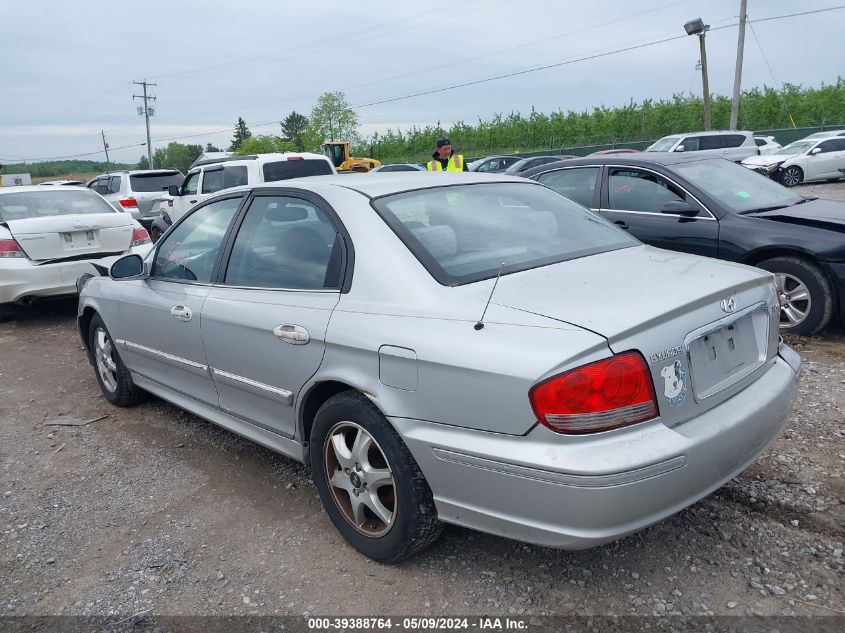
xmin=152 ymin=197 xmax=241 ymax=283
xmin=108 ymin=176 xmax=122 ymax=194
xmin=754 ymin=138 xmax=767 ymax=147
xmin=725 ymin=135 xmax=747 ymax=148
xmin=679 ymin=137 xmax=700 ymax=151
xmin=223 ymin=196 xmax=342 ymax=290
xmin=182 ymin=172 xmax=200 ymax=196
xmin=201 ymin=168 xmax=224 ymax=194
xmin=536 ymin=167 xmax=599 ymax=208
xmin=607 ymin=169 xmax=685 ymax=213
xmin=833 ymin=139 xmax=845 ymax=151
xmin=817 ymin=140 xmax=837 ymax=153
xmin=697 ymin=136 xmax=724 ymax=150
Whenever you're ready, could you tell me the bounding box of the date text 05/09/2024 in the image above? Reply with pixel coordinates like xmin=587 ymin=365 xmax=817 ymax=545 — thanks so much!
xmin=307 ymin=617 xmax=528 ymax=631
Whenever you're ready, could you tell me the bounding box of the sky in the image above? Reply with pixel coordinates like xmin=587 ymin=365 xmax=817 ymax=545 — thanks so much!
xmin=1 ymin=0 xmax=843 ymax=165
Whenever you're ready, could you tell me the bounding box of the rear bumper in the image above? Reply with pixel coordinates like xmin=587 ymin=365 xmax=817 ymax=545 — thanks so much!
xmin=392 ymin=349 xmax=800 ymax=549
xmin=0 ymin=245 xmax=150 ymax=305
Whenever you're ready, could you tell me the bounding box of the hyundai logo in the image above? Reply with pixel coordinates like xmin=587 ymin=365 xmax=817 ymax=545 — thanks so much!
xmin=720 ymin=297 xmax=737 ymax=313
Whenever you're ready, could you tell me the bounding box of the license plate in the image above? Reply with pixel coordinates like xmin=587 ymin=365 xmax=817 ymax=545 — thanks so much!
xmin=687 ymin=309 xmax=767 ymax=399
xmin=62 ymin=230 xmax=97 ymax=249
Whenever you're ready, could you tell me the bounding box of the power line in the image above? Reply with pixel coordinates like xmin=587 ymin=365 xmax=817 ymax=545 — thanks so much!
xmin=746 ymin=18 xmax=780 ymax=89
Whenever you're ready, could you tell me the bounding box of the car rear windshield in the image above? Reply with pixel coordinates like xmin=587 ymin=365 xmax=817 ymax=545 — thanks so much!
xmin=372 ymin=183 xmax=638 ymax=285
xmin=130 ymin=172 xmax=184 ymax=192
xmin=645 ymin=137 xmax=679 ymax=152
xmin=673 ymin=159 xmax=802 ymax=213
xmin=263 ymin=160 xmax=333 ymax=181
xmin=0 ymin=189 xmax=116 ymax=220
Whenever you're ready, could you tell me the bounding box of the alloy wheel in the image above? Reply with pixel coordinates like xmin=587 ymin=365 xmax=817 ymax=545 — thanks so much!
xmin=323 ymin=421 xmax=396 ymax=537
xmin=782 ymin=167 xmax=801 ymax=187
xmin=775 ymin=273 xmax=812 ymax=328
xmin=94 ymin=327 xmax=118 ymax=392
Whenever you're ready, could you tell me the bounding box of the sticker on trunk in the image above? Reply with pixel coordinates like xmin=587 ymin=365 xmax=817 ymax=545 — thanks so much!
xmin=660 ymin=360 xmax=688 ymax=406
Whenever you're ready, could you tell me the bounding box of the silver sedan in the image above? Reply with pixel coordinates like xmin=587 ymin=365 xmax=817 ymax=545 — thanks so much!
xmin=77 ymin=173 xmax=801 ymax=561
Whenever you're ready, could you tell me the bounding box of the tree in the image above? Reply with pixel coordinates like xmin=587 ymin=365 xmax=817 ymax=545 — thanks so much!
xmin=152 ymin=142 xmax=203 ymax=174
xmin=137 ymin=155 xmax=150 ymax=169
xmin=205 ymin=142 xmax=222 ymax=152
xmin=235 ymin=135 xmax=296 ymax=156
xmin=305 ymin=92 xmax=360 ymax=150
xmin=228 ymin=117 xmax=252 ymax=151
xmin=281 ymin=111 xmax=309 ymax=151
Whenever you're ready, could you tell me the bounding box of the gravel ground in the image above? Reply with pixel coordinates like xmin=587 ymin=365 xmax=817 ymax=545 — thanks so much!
xmin=0 ymin=301 xmax=842 ymax=625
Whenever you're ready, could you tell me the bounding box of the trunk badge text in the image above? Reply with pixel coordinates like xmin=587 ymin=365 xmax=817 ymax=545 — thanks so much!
xmin=650 ymin=345 xmax=683 ymax=364
xmin=720 ymin=296 xmax=737 ymax=313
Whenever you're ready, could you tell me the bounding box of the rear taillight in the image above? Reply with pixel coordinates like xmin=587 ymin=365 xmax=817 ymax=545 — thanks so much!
xmin=529 ymin=351 xmax=658 ymax=434
xmin=119 ymin=198 xmax=138 ymax=208
xmin=0 ymin=238 xmax=26 ymax=258
xmin=131 ymin=227 xmax=151 ymax=246
xmin=287 ymin=156 xmax=304 ymax=160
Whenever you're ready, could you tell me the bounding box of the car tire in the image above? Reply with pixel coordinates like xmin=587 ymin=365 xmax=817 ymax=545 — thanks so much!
xmin=0 ymin=304 xmax=11 ymax=322
xmin=310 ymin=391 xmax=442 ymax=562
xmin=88 ymin=314 xmax=141 ymax=406
xmin=779 ymin=166 xmax=803 ymax=187
xmin=757 ymin=256 xmax=833 ymax=336
xmin=149 ymin=226 xmax=163 ymax=243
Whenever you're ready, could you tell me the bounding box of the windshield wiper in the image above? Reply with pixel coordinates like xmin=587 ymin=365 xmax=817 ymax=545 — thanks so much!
xmin=741 ymin=197 xmax=816 ymax=214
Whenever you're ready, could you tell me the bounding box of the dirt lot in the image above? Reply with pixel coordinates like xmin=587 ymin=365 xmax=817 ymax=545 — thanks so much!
xmin=0 ymin=300 xmax=842 ymax=625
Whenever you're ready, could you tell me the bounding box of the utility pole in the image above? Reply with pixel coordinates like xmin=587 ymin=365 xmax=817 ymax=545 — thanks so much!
xmin=729 ymin=0 xmax=748 ymax=130
xmin=133 ymin=80 xmax=156 ymax=169
xmin=101 ymin=130 xmax=110 ymax=169
xmin=685 ymin=18 xmax=711 ymax=130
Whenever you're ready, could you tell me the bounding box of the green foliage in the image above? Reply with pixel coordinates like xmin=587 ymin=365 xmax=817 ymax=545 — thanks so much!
xmin=366 ymin=80 xmax=845 ymax=163
xmin=0 ymin=159 xmax=131 ymax=177
xmin=234 ymin=135 xmax=296 ymax=155
xmin=305 ymin=92 xmax=360 ymax=150
xmin=152 ymin=142 xmax=203 ymax=174
xmin=205 ymin=142 xmax=222 ymax=152
xmin=281 ymin=111 xmax=309 ymax=151
xmin=228 ymin=117 xmax=252 ymax=152
xmin=136 ymin=155 xmax=150 ymax=169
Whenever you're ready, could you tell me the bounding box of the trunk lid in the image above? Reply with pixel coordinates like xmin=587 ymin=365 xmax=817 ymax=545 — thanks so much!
xmin=4 ymin=213 xmax=134 ymax=261
xmin=491 ymin=245 xmax=780 ymax=427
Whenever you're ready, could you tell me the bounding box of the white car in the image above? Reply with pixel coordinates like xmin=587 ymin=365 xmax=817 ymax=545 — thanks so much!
xmin=645 ymin=130 xmax=759 ymax=162
xmin=753 ymin=135 xmax=782 ymax=155
xmin=0 ymin=186 xmax=152 ymax=318
xmin=151 ymin=152 xmax=336 ymax=241
xmin=741 ymin=137 xmax=845 ymax=187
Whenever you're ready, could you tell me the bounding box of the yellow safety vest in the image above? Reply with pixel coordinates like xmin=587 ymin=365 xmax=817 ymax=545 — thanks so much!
xmin=427 ymin=154 xmax=464 ymax=171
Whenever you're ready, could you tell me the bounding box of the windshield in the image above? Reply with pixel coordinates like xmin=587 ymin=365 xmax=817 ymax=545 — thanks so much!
xmin=130 ymin=172 xmax=183 ymax=192
xmin=645 ymin=137 xmax=679 ymax=152
xmin=0 ymin=189 xmax=115 ymax=220
xmin=263 ymin=159 xmax=333 ymax=181
xmin=372 ymin=183 xmax=638 ymax=285
xmin=773 ymin=142 xmax=814 ymax=156
xmin=673 ymin=159 xmax=802 ymax=213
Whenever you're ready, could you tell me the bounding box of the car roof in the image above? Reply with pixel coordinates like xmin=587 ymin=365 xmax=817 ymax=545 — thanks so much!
xmin=193 ymin=152 xmax=330 ymax=168
xmin=667 ymin=130 xmax=753 ymax=138
xmin=520 ymin=153 xmax=730 ymax=177
xmin=223 ymin=172 xmax=536 ymax=200
xmin=0 ymin=184 xmax=90 ymax=195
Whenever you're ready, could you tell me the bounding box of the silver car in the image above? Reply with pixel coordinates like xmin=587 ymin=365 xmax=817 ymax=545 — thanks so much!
xmin=87 ymin=170 xmax=184 ymax=228
xmin=77 ymin=174 xmax=801 ymax=562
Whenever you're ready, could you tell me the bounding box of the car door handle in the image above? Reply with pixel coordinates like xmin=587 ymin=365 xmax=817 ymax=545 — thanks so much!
xmin=614 ymin=220 xmax=630 ymax=230
xmin=170 ymin=305 xmax=192 ymax=322
xmin=273 ymin=324 xmax=309 ymax=345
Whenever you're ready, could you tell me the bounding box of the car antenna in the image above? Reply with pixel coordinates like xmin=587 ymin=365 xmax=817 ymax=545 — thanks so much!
xmin=474 ymin=262 xmax=505 ymax=331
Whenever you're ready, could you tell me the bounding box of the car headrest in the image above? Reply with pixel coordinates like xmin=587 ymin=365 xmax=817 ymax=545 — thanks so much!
xmin=264 ymin=203 xmax=308 ymax=222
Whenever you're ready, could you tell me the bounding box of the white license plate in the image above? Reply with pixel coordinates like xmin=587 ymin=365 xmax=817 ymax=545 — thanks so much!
xmin=62 ymin=230 xmax=97 ymax=249
xmin=688 ymin=309 xmax=767 ymax=399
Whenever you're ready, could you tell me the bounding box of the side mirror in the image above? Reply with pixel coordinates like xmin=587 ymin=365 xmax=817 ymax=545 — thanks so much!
xmin=810 ymin=147 xmax=822 ymax=155
xmin=661 ymin=200 xmax=699 ymax=216
xmin=168 ymin=185 xmax=180 ymax=196
xmin=110 ymin=254 xmax=144 ymax=279
xmin=674 ymin=145 xmax=685 ymax=152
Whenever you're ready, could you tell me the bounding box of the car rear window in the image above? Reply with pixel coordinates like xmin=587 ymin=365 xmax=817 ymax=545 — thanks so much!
xmin=372 ymin=183 xmax=638 ymax=285
xmin=130 ymin=172 xmax=184 ymax=192
xmin=263 ymin=160 xmax=333 ymax=181
xmin=0 ymin=189 xmax=116 ymax=220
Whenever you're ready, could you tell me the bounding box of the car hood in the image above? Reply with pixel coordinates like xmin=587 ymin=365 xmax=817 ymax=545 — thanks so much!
xmin=489 ymin=245 xmax=773 ymax=345
xmin=745 ymin=199 xmax=845 ymax=232
xmin=742 ymin=153 xmax=800 ymax=166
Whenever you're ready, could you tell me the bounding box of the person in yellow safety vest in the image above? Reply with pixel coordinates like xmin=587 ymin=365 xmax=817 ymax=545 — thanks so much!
xmin=427 ymin=138 xmax=468 ymax=172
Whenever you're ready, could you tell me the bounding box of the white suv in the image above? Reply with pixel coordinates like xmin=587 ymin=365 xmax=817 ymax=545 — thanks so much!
xmin=150 ymin=152 xmax=335 ymax=241
xmin=645 ymin=130 xmax=760 ymax=162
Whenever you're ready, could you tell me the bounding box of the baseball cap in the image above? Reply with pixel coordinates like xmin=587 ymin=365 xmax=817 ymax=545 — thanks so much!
xmin=435 ymin=137 xmax=452 ymax=148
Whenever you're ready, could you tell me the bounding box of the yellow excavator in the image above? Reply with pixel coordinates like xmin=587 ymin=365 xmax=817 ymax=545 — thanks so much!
xmin=323 ymin=141 xmax=381 ymax=173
